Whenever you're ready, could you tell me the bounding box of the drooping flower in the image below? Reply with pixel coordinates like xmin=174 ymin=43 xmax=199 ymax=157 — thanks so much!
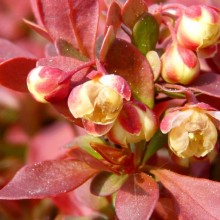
xmin=27 ymin=66 xmax=71 ymax=103
xmin=160 ymin=103 xmax=220 ymax=158
xmin=67 ymin=74 xmax=131 ymax=136
xmin=107 ymin=101 xmax=157 ymax=147
xmin=161 ymin=43 xmax=200 ymax=85
xmin=177 ymin=5 xmax=220 ymax=50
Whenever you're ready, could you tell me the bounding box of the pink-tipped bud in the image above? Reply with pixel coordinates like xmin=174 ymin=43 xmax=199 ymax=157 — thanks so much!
xmin=107 ymin=101 xmax=157 ymax=147
xmin=161 ymin=43 xmax=200 ymax=85
xmin=177 ymin=5 xmax=220 ymax=50
xmin=27 ymin=66 xmax=71 ymax=103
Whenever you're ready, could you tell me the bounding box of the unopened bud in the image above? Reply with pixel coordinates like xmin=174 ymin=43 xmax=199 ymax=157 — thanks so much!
xmin=161 ymin=43 xmax=200 ymax=85
xmin=177 ymin=5 xmax=220 ymax=50
xmin=27 ymin=66 xmax=71 ymax=103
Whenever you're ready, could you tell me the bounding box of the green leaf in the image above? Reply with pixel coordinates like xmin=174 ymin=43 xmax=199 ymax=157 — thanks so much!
xmin=142 ymin=129 xmax=167 ymax=163
xmin=56 ymin=39 xmax=89 ymax=61
xmin=66 ymin=135 xmax=104 ymax=160
xmin=132 ymin=13 xmax=159 ymax=55
xmin=90 ymin=172 xmax=128 ymax=196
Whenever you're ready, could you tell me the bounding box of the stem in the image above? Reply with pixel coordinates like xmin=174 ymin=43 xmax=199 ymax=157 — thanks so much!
xmin=121 ymin=24 xmax=132 ymax=39
xmin=155 ymin=83 xmax=198 ymax=103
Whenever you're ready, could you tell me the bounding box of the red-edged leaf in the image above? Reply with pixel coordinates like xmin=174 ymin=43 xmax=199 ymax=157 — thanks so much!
xmin=38 ymin=0 xmax=99 ymax=59
xmin=0 ymin=39 xmax=35 ymax=60
xmin=0 ymin=57 xmax=36 ymax=92
xmin=121 ymin=0 xmax=148 ymax=29
xmin=115 ymin=173 xmax=159 ymax=220
xmin=0 ymin=159 xmax=98 ymax=199
xmin=189 ymin=72 xmax=220 ymax=98
xmin=105 ymin=2 xmax=121 ymax=33
xmin=104 ymin=38 xmax=154 ymax=108
xmin=151 ymin=169 xmax=220 ymax=220
xmin=90 ymin=171 xmax=128 ymax=196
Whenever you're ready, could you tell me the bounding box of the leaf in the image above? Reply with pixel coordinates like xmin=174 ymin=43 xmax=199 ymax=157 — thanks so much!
xmin=121 ymin=0 xmax=148 ymax=29
xmin=99 ymin=26 xmax=116 ymax=61
xmin=132 ymin=13 xmax=159 ymax=55
xmin=115 ymin=173 xmax=159 ymax=220
xmin=142 ymin=129 xmax=167 ymax=163
xmin=104 ymin=38 xmax=154 ymax=108
xmin=90 ymin=171 xmax=128 ymax=196
xmin=38 ymin=0 xmax=99 ymax=59
xmin=0 ymin=57 xmax=36 ymax=92
xmin=37 ymin=56 xmax=89 ymax=83
xmin=189 ymin=72 xmax=220 ymax=98
xmin=0 ymin=38 xmax=35 ymax=60
xmin=55 ymin=39 xmax=88 ymax=61
xmin=105 ymin=2 xmax=121 ymax=33
xmin=67 ymin=135 xmax=104 ymax=159
xmin=0 ymin=159 xmax=98 ymax=199
xmin=151 ymin=169 xmax=220 ymax=220
xmin=90 ymin=142 xmax=129 ymax=165
xmin=23 ymin=19 xmax=52 ymax=42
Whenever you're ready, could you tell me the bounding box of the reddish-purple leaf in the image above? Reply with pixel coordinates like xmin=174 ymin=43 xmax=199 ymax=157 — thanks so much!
xmin=0 ymin=39 xmax=35 ymax=60
xmin=115 ymin=173 xmax=159 ymax=220
xmin=90 ymin=172 xmax=128 ymax=196
xmin=152 ymin=169 xmax=220 ymax=220
xmin=38 ymin=0 xmax=99 ymax=59
xmin=0 ymin=159 xmax=97 ymax=199
xmin=121 ymin=0 xmax=148 ymax=29
xmin=0 ymin=57 xmax=36 ymax=92
xmin=104 ymin=38 xmax=154 ymax=108
xmin=68 ymin=0 xmax=99 ymax=59
xmin=189 ymin=72 xmax=220 ymax=98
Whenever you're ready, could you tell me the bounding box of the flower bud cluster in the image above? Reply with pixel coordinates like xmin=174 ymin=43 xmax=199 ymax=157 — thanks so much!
xmin=161 ymin=5 xmax=220 ymax=85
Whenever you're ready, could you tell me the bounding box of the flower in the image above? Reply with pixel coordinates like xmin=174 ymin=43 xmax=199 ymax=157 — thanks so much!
xmin=161 ymin=43 xmax=200 ymax=85
xmin=27 ymin=66 xmax=71 ymax=103
xmin=107 ymin=101 xmax=157 ymax=147
xmin=177 ymin=5 xmax=220 ymax=50
xmin=160 ymin=103 xmax=220 ymax=158
xmin=67 ymin=74 xmax=131 ymax=136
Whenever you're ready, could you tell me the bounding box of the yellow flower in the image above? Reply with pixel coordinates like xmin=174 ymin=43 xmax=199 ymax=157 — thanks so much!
xmin=160 ymin=104 xmax=219 ymax=158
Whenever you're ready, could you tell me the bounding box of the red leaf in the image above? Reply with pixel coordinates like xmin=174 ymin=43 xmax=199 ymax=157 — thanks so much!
xmin=105 ymin=2 xmax=121 ymax=33
xmin=0 ymin=159 xmax=97 ymax=199
xmin=104 ymin=38 xmax=154 ymax=108
xmin=0 ymin=57 xmax=36 ymax=92
xmin=121 ymin=0 xmax=148 ymax=29
xmin=0 ymin=39 xmax=35 ymax=60
xmin=115 ymin=173 xmax=159 ymax=220
xmin=151 ymin=169 xmax=220 ymax=219
xmin=38 ymin=0 xmax=99 ymax=59
xmin=189 ymin=72 xmax=220 ymax=98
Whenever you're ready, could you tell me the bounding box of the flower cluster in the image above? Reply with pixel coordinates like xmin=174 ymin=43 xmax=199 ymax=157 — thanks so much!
xmin=2 ymin=0 xmax=220 ymax=219
xmin=25 ymin=3 xmax=220 ymax=160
